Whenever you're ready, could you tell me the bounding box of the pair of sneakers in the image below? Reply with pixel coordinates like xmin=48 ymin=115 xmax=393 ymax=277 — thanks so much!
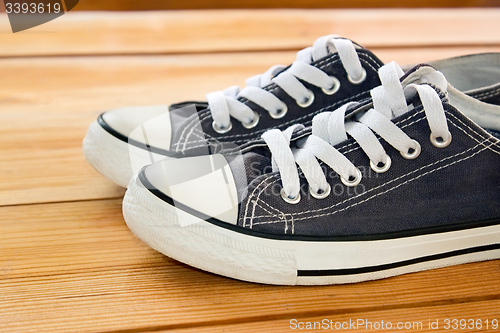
xmin=83 ymin=36 xmax=500 ymax=285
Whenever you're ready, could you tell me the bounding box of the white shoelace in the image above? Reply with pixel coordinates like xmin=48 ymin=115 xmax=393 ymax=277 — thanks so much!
xmin=206 ymin=35 xmax=367 ymax=134
xmin=262 ymin=65 xmax=452 ymax=202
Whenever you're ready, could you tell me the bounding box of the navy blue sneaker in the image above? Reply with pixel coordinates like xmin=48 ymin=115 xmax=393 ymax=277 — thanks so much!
xmin=123 ymin=64 xmax=500 ymax=285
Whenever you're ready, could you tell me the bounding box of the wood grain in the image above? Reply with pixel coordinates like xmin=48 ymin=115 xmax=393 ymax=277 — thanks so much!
xmin=1 ymin=9 xmax=500 ymax=57
xmin=1 ymin=199 xmax=499 ymax=332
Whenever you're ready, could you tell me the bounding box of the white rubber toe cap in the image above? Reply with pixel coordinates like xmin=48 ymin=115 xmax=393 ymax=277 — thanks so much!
xmin=142 ymin=154 xmax=239 ymax=225
xmin=102 ymin=105 xmax=172 ymax=150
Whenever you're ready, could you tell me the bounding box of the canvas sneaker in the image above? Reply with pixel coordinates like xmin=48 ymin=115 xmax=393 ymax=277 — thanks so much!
xmin=122 ymin=64 xmax=500 ymax=285
xmin=82 ymin=34 xmax=500 ymax=187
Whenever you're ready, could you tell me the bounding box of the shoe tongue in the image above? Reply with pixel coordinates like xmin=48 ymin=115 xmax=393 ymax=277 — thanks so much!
xmin=400 ymin=64 xmax=448 ymax=93
xmin=327 ymin=39 xmax=367 ymax=55
xmin=298 ymin=35 xmax=367 ymax=63
xmin=397 ymin=64 xmax=449 ymax=120
xmin=371 ymin=63 xmax=448 ymax=121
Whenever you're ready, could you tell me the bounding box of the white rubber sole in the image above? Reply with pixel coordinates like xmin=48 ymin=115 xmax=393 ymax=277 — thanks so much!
xmin=82 ymin=121 xmax=170 ymax=187
xmin=123 ymin=177 xmax=500 ymax=285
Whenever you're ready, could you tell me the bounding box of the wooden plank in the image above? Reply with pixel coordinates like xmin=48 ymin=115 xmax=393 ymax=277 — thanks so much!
xmin=168 ymin=299 xmax=500 ymax=332
xmin=2 ymin=46 xmax=500 ymax=206
xmin=1 ymin=9 xmax=500 ymax=57
xmin=1 ymin=199 xmax=500 ymax=332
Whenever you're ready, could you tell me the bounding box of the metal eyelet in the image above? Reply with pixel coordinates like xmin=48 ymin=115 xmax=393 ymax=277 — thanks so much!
xmin=270 ymin=103 xmax=288 ymax=119
xmin=212 ymin=120 xmax=232 ymax=134
xmin=297 ymin=90 xmax=315 ymax=108
xmin=370 ymin=155 xmax=392 ymax=173
xmin=280 ymin=188 xmax=301 ymax=204
xmin=400 ymin=139 xmax=421 ymax=160
xmin=341 ymin=168 xmax=362 ymax=187
xmin=242 ymin=111 xmax=260 ymax=129
xmin=430 ymin=132 xmax=452 ymax=148
xmin=348 ymin=68 xmax=367 ymax=85
xmin=309 ymin=183 xmax=331 ymax=199
xmin=322 ymin=76 xmax=341 ymax=95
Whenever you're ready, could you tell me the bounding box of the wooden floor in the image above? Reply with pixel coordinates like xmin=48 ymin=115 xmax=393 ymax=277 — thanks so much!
xmin=1 ymin=9 xmax=500 ymax=333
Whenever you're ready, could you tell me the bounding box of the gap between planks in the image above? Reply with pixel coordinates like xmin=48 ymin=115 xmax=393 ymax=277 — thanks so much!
xmin=2 ymin=43 xmax=500 ymax=60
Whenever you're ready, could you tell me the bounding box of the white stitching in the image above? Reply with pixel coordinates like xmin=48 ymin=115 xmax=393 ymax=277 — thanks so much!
xmin=241 ymin=174 xmax=280 ymax=226
xmin=469 ymin=86 xmax=500 ymax=99
xmin=243 ymin=110 xmax=431 ymax=222
xmin=249 ymin=129 xmax=488 ymax=219
xmin=444 ymin=110 xmax=500 ymax=154
xmin=248 ymin=179 xmax=283 ymax=228
xmin=175 ymin=110 xmax=211 ymax=151
xmin=178 ymin=98 xmax=429 ymax=156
